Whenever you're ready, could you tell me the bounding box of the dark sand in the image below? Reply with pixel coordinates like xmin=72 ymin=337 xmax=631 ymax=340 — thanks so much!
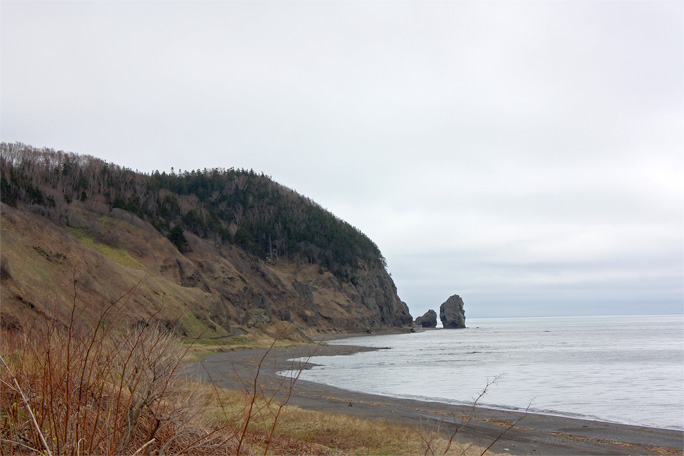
xmin=190 ymin=343 xmax=684 ymax=455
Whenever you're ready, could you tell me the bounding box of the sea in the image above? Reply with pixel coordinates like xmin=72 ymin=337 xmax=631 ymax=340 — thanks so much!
xmin=290 ymin=314 xmax=684 ymax=431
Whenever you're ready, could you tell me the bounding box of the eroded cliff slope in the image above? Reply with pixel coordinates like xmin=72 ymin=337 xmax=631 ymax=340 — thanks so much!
xmin=0 ymin=144 xmax=412 ymax=339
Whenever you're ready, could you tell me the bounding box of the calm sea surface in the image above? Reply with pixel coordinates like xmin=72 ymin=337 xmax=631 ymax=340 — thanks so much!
xmin=292 ymin=315 xmax=684 ymax=430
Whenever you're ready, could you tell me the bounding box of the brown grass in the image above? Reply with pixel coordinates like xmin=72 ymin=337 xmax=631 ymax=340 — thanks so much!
xmin=1 ymin=280 xmax=494 ymax=456
xmin=187 ymin=380 xmax=492 ymax=456
xmin=271 ymin=407 xmax=492 ymax=456
xmin=1 ymin=324 xmax=493 ymax=456
xmin=0 ymin=307 xmax=230 ymax=454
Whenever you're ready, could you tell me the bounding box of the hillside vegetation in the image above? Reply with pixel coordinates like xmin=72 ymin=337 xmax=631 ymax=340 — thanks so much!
xmin=0 ymin=143 xmax=412 ymax=338
xmin=1 ymin=142 xmax=383 ymax=282
xmin=0 ymin=299 xmax=483 ymax=456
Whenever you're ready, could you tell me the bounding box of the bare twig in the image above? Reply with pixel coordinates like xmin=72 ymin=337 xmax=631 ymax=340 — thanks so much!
xmin=442 ymin=374 xmax=504 ymax=455
xmin=263 ymin=341 xmax=321 ymax=455
xmin=479 ymin=405 xmax=530 ymax=456
xmin=236 ymin=338 xmax=277 ymax=456
xmin=0 ymin=355 xmax=54 ymax=456
xmin=0 ymin=438 xmax=43 ymax=455
xmin=131 ymin=438 xmax=156 ymax=455
xmin=418 ymin=416 xmax=439 ymax=456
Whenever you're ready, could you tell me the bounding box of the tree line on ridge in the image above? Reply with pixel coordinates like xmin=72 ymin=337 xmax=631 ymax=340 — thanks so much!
xmin=0 ymin=142 xmax=386 ymax=283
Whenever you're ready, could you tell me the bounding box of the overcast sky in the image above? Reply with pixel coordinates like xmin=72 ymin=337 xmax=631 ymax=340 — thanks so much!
xmin=2 ymin=1 xmax=682 ymax=318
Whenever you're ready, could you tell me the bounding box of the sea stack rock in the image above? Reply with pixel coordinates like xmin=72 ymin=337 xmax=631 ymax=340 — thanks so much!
xmin=414 ymin=309 xmax=437 ymax=328
xmin=439 ymin=295 xmax=466 ymax=328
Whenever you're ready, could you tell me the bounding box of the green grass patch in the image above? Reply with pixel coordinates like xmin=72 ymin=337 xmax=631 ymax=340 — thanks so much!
xmin=70 ymin=228 xmax=143 ymax=270
xmin=192 ymin=336 xmax=250 ymax=346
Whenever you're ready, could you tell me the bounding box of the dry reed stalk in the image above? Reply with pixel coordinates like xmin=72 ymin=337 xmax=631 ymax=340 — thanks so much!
xmin=0 ymin=273 xmax=235 ymax=456
xmin=0 ymin=355 xmax=53 ymax=456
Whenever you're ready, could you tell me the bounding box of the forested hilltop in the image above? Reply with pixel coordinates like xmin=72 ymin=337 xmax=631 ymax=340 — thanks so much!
xmin=1 ymin=143 xmax=383 ymax=282
xmin=0 ymin=143 xmax=412 ymax=337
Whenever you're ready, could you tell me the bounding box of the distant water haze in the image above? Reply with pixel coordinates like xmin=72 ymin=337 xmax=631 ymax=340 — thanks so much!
xmin=288 ymin=315 xmax=684 ymax=431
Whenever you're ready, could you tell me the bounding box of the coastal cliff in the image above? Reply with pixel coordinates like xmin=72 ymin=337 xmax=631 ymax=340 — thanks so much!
xmin=0 ymin=143 xmax=412 ymax=338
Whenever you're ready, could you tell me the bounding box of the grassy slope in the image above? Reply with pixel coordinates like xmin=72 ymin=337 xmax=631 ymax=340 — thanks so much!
xmin=1 ymin=203 xmax=229 ymax=338
xmin=1 ymin=201 xmax=410 ymax=340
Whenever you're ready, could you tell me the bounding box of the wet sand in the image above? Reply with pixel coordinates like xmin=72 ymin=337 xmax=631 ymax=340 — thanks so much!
xmin=190 ymin=343 xmax=684 ymax=455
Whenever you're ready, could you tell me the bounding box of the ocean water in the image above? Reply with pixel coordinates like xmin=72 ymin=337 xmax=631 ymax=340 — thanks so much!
xmin=293 ymin=315 xmax=684 ymax=430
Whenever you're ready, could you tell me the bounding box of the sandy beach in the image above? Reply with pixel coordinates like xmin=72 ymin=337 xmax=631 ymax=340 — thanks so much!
xmin=190 ymin=343 xmax=684 ymax=455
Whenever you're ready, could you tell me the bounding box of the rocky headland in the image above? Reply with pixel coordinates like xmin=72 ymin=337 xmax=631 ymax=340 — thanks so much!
xmin=0 ymin=143 xmax=413 ymax=338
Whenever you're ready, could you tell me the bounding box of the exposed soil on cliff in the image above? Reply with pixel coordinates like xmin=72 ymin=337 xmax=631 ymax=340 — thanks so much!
xmin=1 ymin=202 xmax=411 ymax=339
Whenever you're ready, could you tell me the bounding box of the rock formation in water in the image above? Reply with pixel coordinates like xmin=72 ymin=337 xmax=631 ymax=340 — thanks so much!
xmin=414 ymin=309 xmax=437 ymax=328
xmin=439 ymin=295 xmax=466 ymax=328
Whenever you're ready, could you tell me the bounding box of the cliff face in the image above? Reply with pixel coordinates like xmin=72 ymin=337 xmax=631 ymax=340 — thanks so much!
xmin=0 ymin=145 xmax=413 ymax=338
xmin=0 ymin=203 xmax=411 ymax=338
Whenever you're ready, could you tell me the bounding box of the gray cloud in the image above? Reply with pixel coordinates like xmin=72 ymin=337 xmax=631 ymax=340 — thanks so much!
xmin=2 ymin=0 xmax=682 ymax=318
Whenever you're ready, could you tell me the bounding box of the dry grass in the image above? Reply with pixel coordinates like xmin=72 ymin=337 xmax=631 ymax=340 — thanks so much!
xmin=0 ymin=315 xmax=233 ymax=455
xmin=0 ymin=275 xmax=240 ymax=456
xmin=272 ymin=407 xmax=491 ymax=456
xmin=187 ymin=380 xmax=492 ymax=456
xmin=1 ymin=316 xmax=494 ymax=456
xmin=1 ymin=281 xmax=494 ymax=456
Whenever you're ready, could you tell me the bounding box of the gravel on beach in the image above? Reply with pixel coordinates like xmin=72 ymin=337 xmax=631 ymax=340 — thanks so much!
xmin=190 ymin=343 xmax=684 ymax=455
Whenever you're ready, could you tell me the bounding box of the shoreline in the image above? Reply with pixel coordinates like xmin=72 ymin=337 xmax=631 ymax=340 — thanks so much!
xmin=190 ymin=342 xmax=684 ymax=455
